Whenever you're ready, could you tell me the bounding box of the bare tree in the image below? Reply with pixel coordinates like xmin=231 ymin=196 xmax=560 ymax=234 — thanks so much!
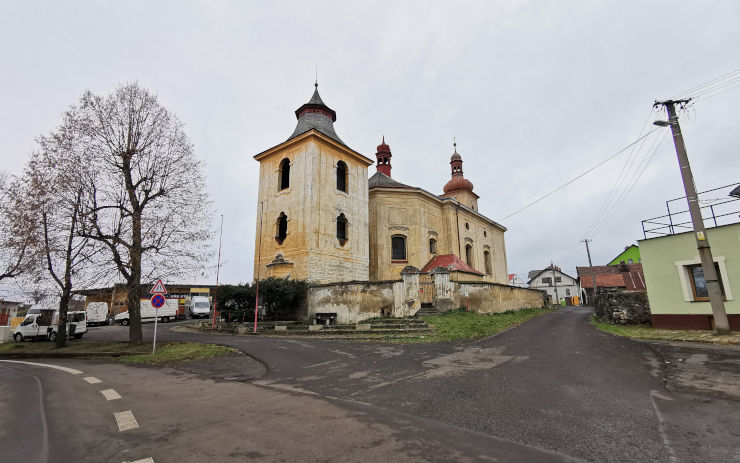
xmin=19 ymin=129 xmax=110 ymax=347
xmin=73 ymin=83 xmax=213 ymax=344
xmin=0 ymin=171 xmax=36 ymax=282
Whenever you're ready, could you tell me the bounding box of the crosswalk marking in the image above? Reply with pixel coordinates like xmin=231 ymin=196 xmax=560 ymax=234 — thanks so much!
xmin=114 ymin=410 xmax=139 ymax=431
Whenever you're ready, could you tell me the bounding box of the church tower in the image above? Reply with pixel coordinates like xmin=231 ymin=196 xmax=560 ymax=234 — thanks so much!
xmin=253 ymin=84 xmax=373 ymax=283
xmin=440 ymin=142 xmax=479 ymax=211
xmin=375 ymin=137 xmax=392 ymax=176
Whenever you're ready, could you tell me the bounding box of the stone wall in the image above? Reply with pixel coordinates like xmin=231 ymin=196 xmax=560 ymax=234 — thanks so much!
xmin=306 ymin=267 xmax=547 ymax=324
xmin=306 ymin=280 xmax=407 ymax=324
xmin=594 ymin=288 xmax=651 ymax=325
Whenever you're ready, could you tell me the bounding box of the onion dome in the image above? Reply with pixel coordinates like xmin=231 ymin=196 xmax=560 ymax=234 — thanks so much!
xmin=287 ymin=82 xmax=345 ymax=146
xmin=443 ymin=142 xmax=474 ymax=194
xmin=375 ymin=136 xmax=392 ymax=176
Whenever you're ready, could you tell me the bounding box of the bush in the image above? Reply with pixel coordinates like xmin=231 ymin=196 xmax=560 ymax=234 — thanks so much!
xmin=218 ymin=277 xmax=308 ymax=322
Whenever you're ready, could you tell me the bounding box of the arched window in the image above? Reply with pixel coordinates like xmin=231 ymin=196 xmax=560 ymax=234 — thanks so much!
xmin=484 ymin=250 xmax=492 ymax=275
xmin=429 ymin=238 xmax=437 ymax=255
xmin=276 ymin=212 xmax=288 ymax=244
xmin=336 ymin=213 xmax=348 ymax=243
xmin=279 ymin=158 xmax=290 ymax=190
xmin=465 ymin=244 xmax=473 ymax=267
xmin=336 ymin=161 xmax=347 ymax=192
xmin=391 ymin=235 xmax=407 ymax=261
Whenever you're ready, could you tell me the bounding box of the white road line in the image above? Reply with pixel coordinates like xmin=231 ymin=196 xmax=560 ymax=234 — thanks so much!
xmin=83 ymin=376 xmax=102 ymax=384
xmin=0 ymin=360 xmax=83 ymax=375
xmin=123 ymin=458 xmax=154 ymax=463
xmin=114 ymin=410 xmax=140 ymax=431
xmin=649 ymin=390 xmax=677 ymax=463
xmin=101 ymin=389 xmax=122 ymax=400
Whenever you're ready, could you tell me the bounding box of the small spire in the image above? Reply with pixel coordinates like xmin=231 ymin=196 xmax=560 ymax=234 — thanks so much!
xmin=453 ymin=136 xmax=457 ymax=152
xmin=314 ymin=66 xmax=318 ymax=89
xmin=382 ymin=135 xmax=385 ymax=144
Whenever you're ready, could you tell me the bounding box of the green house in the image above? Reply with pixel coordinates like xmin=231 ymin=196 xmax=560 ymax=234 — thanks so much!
xmin=608 ymin=244 xmax=641 ymax=265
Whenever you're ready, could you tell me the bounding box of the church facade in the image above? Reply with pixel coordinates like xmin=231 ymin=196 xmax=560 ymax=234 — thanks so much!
xmin=254 ymin=85 xmax=508 ymax=285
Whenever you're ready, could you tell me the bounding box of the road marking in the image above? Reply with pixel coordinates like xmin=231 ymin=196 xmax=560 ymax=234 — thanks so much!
xmin=114 ymin=410 xmax=140 ymax=431
xmin=83 ymin=376 xmax=102 ymax=384
xmin=0 ymin=360 xmax=83 ymax=374
xmin=649 ymin=390 xmax=677 ymax=463
xmin=101 ymin=389 xmax=122 ymax=400
xmin=123 ymin=458 xmax=154 ymax=463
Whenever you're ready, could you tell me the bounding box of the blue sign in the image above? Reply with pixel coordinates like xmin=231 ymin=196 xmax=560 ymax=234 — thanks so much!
xmin=151 ymin=294 xmax=166 ymax=309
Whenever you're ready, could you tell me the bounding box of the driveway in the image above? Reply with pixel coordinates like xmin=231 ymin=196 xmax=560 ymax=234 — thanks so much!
xmin=75 ymin=307 xmax=740 ymax=461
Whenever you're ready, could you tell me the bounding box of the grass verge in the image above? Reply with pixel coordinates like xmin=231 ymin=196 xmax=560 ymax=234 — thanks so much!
xmin=0 ymin=341 xmax=237 ymax=364
xmin=590 ymin=316 xmax=740 ymax=345
xmin=389 ymin=306 xmax=555 ymax=343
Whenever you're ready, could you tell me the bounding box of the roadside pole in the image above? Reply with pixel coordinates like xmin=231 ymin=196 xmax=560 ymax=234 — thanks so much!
xmin=581 ymin=239 xmax=597 ymax=305
xmin=150 ymin=280 xmax=167 ymax=354
xmin=654 ymin=100 xmax=730 ymax=334
xmin=212 ymin=214 xmax=223 ymax=331
xmin=254 ymin=202 xmax=263 ymax=334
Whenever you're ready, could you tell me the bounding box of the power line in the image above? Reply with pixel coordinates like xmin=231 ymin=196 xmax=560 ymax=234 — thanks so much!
xmin=672 ymin=68 xmax=740 ymax=99
xmin=500 ymin=128 xmax=660 ymax=222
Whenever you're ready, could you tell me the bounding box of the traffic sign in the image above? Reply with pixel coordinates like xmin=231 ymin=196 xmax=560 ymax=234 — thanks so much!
xmin=151 ymin=294 xmax=166 ymax=309
xmin=151 ymin=279 xmax=167 ymax=294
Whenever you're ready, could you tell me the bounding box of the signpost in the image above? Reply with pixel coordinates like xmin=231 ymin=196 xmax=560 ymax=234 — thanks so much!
xmin=150 ymin=279 xmax=167 ymax=354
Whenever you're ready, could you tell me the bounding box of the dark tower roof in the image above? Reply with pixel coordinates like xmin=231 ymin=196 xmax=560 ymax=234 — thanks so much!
xmin=287 ymin=83 xmax=346 ymax=146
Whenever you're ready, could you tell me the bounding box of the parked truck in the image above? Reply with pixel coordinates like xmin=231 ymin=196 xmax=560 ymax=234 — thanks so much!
xmin=13 ymin=309 xmax=87 ymax=342
xmin=85 ymin=302 xmax=110 ymax=326
xmin=115 ymin=298 xmax=178 ymax=325
xmin=188 ymin=296 xmax=211 ymax=318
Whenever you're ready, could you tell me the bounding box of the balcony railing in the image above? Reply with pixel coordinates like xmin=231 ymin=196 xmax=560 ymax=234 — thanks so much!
xmin=641 ymin=183 xmax=740 ymax=239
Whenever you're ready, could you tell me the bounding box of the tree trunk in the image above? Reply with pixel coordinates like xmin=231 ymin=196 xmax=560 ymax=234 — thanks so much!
xmin=128 ymin=211 xmax=144 ymax=345
xmin=56 ymin=292 xmax=69 ymax=348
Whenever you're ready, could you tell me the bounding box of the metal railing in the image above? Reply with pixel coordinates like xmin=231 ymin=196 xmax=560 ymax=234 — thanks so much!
xmin=641 ymin=183 xmax=740 ymax=239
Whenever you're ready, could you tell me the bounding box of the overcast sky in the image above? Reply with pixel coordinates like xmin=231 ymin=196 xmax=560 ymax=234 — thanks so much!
xmin=1 ymin=1 xmax=738 ymax=290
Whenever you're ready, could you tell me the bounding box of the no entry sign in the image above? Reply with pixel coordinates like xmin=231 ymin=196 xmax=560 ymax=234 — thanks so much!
xmin=151 ymin=293 xmax=166 ymax=309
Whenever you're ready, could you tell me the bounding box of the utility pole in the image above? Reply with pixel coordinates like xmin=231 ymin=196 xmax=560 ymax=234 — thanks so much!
xmin=551 ymin=261 xmax=560 ymax=306
xmin=581 ymin=239 xmax=597 ymax=305
xmin=654 ymin=99 xmax=730 ymax=334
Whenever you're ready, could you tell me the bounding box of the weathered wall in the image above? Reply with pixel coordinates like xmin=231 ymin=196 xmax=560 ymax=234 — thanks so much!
xmin=594 ymin=288 xmax=650 ymax=325
xmin=449 ymin=281 xmax=548 ymax=313
xmin=369 ymin=188 xmax=507 ymax=283
xmin=307 ymin=280 xmax=404 ymax=324
xmin=254 ymin=133 xmax=372 ymax=283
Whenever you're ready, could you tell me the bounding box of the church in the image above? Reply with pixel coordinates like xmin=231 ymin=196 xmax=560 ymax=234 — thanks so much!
xmin=253 ymin=84 xmax=508 ymax=285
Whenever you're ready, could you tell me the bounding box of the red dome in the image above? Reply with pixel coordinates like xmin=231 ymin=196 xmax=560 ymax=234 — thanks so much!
xmin=377 ymin=136 xmax=391 ymax=154
xmin=443 ymin=176 xmax=474 ymax=194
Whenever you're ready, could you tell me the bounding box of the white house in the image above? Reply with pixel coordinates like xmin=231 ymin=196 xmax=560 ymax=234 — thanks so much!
xmin=527 ymin=266 xmax=580 ymax=305
xmin=508 ymin=274 xmax=526 ymax=287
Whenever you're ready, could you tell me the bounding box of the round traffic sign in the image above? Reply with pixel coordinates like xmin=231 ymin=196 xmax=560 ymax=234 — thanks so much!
xmin=151 ymin=294 xmax=166 ymax=309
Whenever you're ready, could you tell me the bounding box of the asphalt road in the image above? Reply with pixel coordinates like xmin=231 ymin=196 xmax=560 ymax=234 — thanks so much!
xmin=5 ymin=306 xmax=740 ymax=462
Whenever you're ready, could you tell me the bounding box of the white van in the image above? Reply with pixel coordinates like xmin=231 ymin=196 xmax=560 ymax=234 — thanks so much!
xmin=115 ymin=298 xmax=178 ymax=325
xmin=13 ymin=310 xmax=88 ymax=342
xmin=86 ymin=302 xmax=110 ymax=326
xmin=189 ymin=296 xmax=211 ymax=318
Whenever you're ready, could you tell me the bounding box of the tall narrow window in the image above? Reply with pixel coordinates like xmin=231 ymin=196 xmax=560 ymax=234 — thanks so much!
xmin=336 ymin=161 xmax=347 ymax=192
xmin=429 ymin=238 xmax=437 ymax=255
xmin=484 ymin=250 xmax=492 ymax=275
xmin=279 ymin=158 xmax=290 ymax=190
xmin=465 ymin=244 xmax=473 ymax=267
xmin=391 ymin=235 xmax=407 ymax=261
xmin=336 ymin=213 xmax=348 ymax=244
xmin=276 ymin=212 xmax=288 ymax=244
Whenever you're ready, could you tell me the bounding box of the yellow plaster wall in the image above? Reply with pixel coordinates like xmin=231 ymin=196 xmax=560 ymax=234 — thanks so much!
xmin=369 ymin=189 xmax=507 ymax=283
xmin=254 ymin=133 xmax=371 ymax=283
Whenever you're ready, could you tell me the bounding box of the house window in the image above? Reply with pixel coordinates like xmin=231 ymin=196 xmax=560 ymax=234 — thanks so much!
xmin=484 ymin=250 xmax=492 ymax=275
xmin=429 ymin=238 xmax=437 ymax=254
xmin=465 ymin=222 xmax=470 ymax=230
xmin=276 ymin=212 xmax=288 ymax=244
xmin=628 ymin=258 xmax=634 ymax=264
xmin=542 ymin=277 xmax=552 ymax=286
xmin=555 ymin=277 xmax=562 ymax=283
xmin=566 ymin=289 xmax=571 ymax=296
xmin=336 ymin=213 xmax=348 ymax=244
xmin=688 ymin=263 xmax=726 ymax=301
xmin=279 ymin=158 xmax=290 ymax=190
xmin=483 ymin=230 xmax=487 ymax=238
xmin=465 ymin=244 xmax=473 ymax=267
xmin=391 ymin=235 xmax=406 ymax=261
xmin=336 ymin=161 xmax=347 ymax=192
